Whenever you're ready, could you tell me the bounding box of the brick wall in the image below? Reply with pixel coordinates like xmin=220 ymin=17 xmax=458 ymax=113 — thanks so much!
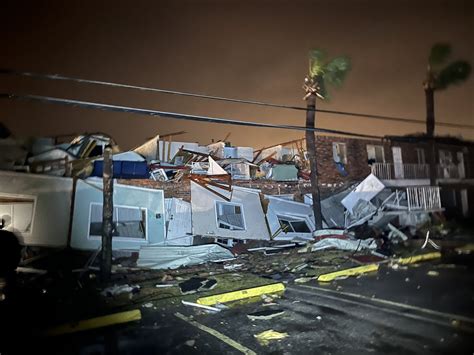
xmin=118 ymin=177 xmax=356 ymax=202
xmin=314 ymin=136 xmax=382 ymax=185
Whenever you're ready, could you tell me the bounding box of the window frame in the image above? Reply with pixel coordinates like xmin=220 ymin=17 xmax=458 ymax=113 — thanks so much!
xmin=366 ymin=144 xmax=385 ymax=163
xmin=87 ymin=202 xmax=148 ymax=241
xmin=0 ymin=193 xmax=36 ymax=236
xmin=332 ymin=142 xmax=348 ymax=164
xmin=214 ymin=201 xmax=246 ymax=231
xmin=276 ymin=214 xmax=312 ymax=234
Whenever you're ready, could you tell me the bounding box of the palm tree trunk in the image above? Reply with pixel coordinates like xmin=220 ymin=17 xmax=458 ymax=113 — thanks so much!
xmin=425 ymin=87 xmax=437 ymax=186
xmin=305 ymin=93 xmax=323 ymax=229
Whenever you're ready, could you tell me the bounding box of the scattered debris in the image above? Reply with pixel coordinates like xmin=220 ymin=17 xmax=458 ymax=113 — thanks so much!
xmin=311 ymin=235 xmax=377 ymax=252
xmin=155 ymin=284 xmax=175 ymax=288
xmin=185 ymin=339 xmax=196 ymax=347
xmin=421 ymin=231 xmax=441 ymax=250
xmin=178 ymin=277 xmax=217 ymax=295
xmin=254 ymin=329 xmax=289 ymax=345
xmin=455 ymin=244 xmax=474 ymax=255
xmin=182 ymin=300 xmax=221 ymax=313
xmin=247 ymin=309 xmax=285 ymax=320
xmin=101 ymin=284 xmax=140 ymax=297
xmin=427 ymin=270 xmax=439 ymax=277
xmin=137 ymin=244 xmax=235 ymax=270
xmin=350 ymin=254 xmax=386 ymax=264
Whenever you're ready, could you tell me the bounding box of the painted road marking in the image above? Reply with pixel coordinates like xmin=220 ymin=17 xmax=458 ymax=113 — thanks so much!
xmin=291 ymin=284 xmax=474 ymax=331
xmin=175 ymin=312 xmax=257 ymax=355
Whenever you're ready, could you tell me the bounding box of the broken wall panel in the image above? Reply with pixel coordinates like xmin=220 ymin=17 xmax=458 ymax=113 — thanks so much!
xmin=265 ymin=195 xmax=316 ymax=241
xmin=70 ymin=179 xmax=166 ymax=250
xmin=0 ymin=171 xmax=73 ymax=247
xmin=190 ymin=181 xmax=270 ymax=240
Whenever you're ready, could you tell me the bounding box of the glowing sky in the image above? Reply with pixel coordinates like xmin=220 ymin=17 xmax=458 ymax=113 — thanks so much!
xmin=1 ymin=0 xmax=472 ymax=149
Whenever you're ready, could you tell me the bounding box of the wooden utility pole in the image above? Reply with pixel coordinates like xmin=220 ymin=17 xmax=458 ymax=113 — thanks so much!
xmin=101 ymin=147 xmax=114 ymax=281
xmin=305 ymin=89 xmax=323 ymax=230
xmin=424 ymin=72 xmax=437 ymax=187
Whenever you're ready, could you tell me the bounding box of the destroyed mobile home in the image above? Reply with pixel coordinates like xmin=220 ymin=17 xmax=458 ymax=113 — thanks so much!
xmin=1 ymin=127 xmax=473 ymax=257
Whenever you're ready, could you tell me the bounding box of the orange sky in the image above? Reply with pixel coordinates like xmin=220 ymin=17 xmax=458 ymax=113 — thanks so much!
xmin=1 ymin=0 xmax=473 ymax=150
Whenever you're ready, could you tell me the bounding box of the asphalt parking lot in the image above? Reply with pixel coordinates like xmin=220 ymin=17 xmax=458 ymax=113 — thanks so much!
xmin=21 ymin=254 xmax=473 ymax=355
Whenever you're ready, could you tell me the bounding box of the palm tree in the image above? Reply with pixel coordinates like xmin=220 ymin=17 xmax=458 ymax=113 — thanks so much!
xmin=303 ymin=50 xmax=351 ymax=229
xmin=424 ymin=43 xmax=471 ymax=185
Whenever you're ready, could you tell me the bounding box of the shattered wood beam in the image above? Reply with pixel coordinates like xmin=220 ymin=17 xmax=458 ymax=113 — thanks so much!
xmin=220 ymin=132 xmax=231 ymax=142
xmin=159 ymin=130 xmax=186 ymax=139
xmin=253 ymin=137 xmax=306 ymax=154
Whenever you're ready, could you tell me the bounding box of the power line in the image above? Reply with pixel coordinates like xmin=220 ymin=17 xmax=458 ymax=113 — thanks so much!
xmin=2 ymin=68 xmax=473 ymax=130
xmin=0 ymin=93 xmax=382 ymax=139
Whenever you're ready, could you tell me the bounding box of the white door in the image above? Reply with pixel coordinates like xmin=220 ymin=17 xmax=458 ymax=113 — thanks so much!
xmin=392 ymin=146 xmax=404 ymax=179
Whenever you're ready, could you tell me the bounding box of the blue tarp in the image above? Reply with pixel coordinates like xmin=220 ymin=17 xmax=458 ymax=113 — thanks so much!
xmin=92 ymin=160 xmax=149 ymax=179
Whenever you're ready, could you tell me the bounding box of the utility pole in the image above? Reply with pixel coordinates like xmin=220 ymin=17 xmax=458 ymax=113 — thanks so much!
xmin=424 ymin=75 xmax=437 ymax=187
xmin=101 ymin=147 xmax=113 ymax=281
xmin=304 ymin=79 xmax=323 ymax=230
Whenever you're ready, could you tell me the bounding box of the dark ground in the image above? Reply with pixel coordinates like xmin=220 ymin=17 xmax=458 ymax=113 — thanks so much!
xmin=1 ymin=246 xmax=473 ymax=355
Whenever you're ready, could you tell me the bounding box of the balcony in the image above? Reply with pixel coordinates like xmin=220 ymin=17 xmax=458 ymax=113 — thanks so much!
xmin=371 ymin=163 xmax=464 ymax=181
xmin=371 ymin=163 xmax=429 ymax=180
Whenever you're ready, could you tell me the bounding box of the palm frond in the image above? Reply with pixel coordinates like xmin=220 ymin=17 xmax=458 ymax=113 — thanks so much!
xmin=429 ymin=43 xmax=451 ymax=66
xmin=435 ymin=60 xmax=471 ymax=89
xmin=323 ymin=56 xmax=351 ymax=87
xmin=309 ymin=49 xmax=326 ymax=78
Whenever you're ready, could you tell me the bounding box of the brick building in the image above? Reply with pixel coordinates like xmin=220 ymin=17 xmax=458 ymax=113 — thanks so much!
xmin=314 ymin=134 xmax=474 ymax=219
xmin=121 ymin=133 xmax=474 ymax=220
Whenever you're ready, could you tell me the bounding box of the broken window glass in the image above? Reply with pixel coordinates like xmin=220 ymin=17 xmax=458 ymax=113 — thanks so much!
xmin=0 ymin=195 xmax=35 ymax=233
xmin=366 ymin=145 xmax=385 ymax=164
xmin=89 ymin=203 xmax=146 ymax=239
xmin=277 ymin=215 xmax=311 ymax=233
xmin=216 ymin=202 xmax=245 ymax=231
xmin=332 ymin=142 xmax=347 ymax=164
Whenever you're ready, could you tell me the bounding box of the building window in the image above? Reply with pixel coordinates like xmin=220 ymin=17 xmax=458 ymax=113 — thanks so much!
xmin=215 ymin=201 xmax=245 ymax=231
xmin=0 ymin=195 xmax=35 ymax=234
xmin=416 ymin=148 xmax=426 ymax=164
xmin=439 ymin=150 xmax=453 ymax=166
xmin=367 ymin=145 xmax=385 ymax=164
xmin=89 ymin=203 xmax=147 ymax=239
xmin=277 ymin=215 xmax=311 ymax=233
xmin=332 ymin=143 xmax=347 ymax=164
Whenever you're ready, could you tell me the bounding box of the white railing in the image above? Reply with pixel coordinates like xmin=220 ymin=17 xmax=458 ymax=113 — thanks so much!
xmin=403 ymin=164 xmax=429 ymax=179
xmin=437 ymin=165 xmax=460 ymax=179
xmin=371 ymin=163 xmax=393 ymax=179
xmin=406 ymin=186 xmax=441 ymax=211
xmin=371 ymin=163 xmax=430 ymax=180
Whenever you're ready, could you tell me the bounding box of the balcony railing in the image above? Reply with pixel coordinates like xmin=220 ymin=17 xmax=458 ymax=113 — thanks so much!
xmin=372 ymin=163 xmax=464 ymax=180
xmin=437 ymin=164 xmax=461 ymax=179
xmin=406 ymin=186 xmax=441 ymax=211
xmin=371 ymin=163 xmax=429 ymax=180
